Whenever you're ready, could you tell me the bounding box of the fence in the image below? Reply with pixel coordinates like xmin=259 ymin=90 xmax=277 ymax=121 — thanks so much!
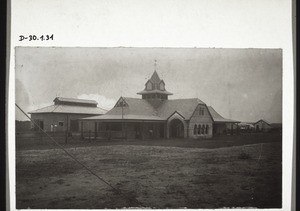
xmin=81 ymin=130 xmax=139 ymax=140
xmin=16 ymin=130 xmax=136 ymax=149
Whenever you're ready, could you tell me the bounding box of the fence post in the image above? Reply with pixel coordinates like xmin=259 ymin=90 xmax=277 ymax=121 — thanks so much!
xmin=80 ymin=121 xmax=83 ymax=140
xmin=65 ymin=131 xmax=68 ymax=144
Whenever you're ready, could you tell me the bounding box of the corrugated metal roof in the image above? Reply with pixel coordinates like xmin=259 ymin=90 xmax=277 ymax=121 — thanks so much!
xmin=83 ymin=97 xmax=207 ymax=121
xmin=54 ymin=97 xmax=98 ymax=105
xmin=254 ymin=119 xmax=271 ymax=125
xmin=158 ymin=98 xmax=205 ymax=119
xmin=137 ymin=90 xmax=173 ymax=95
xmin=107 ymin=97 xmax=157 ymax=117
xmin=29 ymin=104 xmax=107 ymax=115
xmin=81 ymin=114 xmax=164 ymax=121
xmin=208 ymin=106 xmax=240 ymax=123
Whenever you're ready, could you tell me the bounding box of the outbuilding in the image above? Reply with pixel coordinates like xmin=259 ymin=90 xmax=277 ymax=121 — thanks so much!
xmin=29 ymin=97 xmax=107 ymax=133
xmin=253 ymin=119 xmax=272 ymax=132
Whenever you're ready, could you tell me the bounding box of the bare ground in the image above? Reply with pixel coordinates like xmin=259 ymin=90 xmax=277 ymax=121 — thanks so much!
xmin=16 ymin=135 xmax=282 ymax=209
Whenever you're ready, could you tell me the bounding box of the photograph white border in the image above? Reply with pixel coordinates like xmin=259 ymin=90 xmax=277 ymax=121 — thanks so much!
xmin=8 ymin=0 xmax=294 ymax=210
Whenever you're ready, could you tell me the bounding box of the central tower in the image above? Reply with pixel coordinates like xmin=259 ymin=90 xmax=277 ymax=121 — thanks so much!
xmin=137 ymin=70 xmax=173 ymax=108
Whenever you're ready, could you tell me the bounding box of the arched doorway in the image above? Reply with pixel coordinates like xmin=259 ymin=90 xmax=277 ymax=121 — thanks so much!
xmin=169 ymin=119 xmax=184 ymax=138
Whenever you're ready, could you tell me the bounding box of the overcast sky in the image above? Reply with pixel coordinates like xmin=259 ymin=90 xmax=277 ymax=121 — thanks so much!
xmin=15 ymin=47 xmax=282 ymax=123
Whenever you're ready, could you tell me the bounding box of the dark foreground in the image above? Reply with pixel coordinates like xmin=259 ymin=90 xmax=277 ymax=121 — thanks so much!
xmin=16 ymin=133 xmax=282 ymax=209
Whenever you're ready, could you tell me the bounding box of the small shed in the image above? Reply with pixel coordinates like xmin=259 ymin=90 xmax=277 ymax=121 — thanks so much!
xmin=29 ymin=97 xmax=107 ymax=133
xmin=253 ymin=119 xmax=272 ymax=132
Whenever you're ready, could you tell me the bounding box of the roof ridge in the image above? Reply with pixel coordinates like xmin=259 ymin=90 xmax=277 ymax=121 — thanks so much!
xmin=150 ymin=70 xmax=161 ymax=83
xmin=29 ymin=104 xmax=56 ymax=113
xmin=55 ymin=96 xmax=98 ymax=103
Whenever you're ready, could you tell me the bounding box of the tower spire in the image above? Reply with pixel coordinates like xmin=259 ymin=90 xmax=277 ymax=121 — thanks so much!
xmin=154 ymin=59 xmax=157 ymax=72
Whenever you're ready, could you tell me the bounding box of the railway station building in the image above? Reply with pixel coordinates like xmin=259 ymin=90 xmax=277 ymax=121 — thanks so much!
xmin=81 ymin=71 xmax=239 ymax=139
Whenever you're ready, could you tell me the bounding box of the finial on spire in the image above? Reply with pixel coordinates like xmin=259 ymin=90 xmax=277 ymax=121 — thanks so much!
xmin=154 ymin=59 xmax=157 ymax=72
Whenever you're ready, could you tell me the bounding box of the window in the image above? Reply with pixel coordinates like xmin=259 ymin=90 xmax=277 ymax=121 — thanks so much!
xmin=202 ymin=125 xmax=205 ymax=134
xmin=159 ymin=83 xmax=165 ymax=90
xmin=58 ymin=121 xmax=64 ymax=127
xmin=199 ymin=108 xmax=204 ymax=115
xmin=194 ymin=124 xmax=197 ymax=135
xmin=146 ymin=81 xmax=153 ymax=90
xmin=198 ymin=124 xmax=201 ymax=134
xmin=206 ymin=125 xmax=209 ymax=134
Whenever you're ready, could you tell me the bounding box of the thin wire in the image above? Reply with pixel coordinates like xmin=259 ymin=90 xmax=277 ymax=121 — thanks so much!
xmin=15 ymin=103 xmax=119 ymax=192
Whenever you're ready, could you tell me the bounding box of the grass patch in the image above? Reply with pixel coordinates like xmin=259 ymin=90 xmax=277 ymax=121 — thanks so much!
xmin=16 ymin=136 xmax=282 ymax=209
xmin=238 ymin=152 xmax=252 ymax=160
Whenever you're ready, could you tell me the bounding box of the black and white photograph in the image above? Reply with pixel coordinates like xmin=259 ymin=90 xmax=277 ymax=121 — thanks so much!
xmin=15 ymin=47 xmax=282 ymax=209
xmin=8 ymin=0 xmax=294 ymax=210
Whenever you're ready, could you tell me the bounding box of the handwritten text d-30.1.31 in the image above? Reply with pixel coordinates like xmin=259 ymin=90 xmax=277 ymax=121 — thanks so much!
xmin=19 ymin=34 xmax=54 ymax=41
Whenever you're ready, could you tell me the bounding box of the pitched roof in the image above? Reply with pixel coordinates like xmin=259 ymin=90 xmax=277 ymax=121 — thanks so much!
xmin=29 ymin=104 xmax=107 ymax=115
xmin=254 ymin=119 xmax=271 ymax=125
xmin=82 ymin=97 xmax=160 ymax=121
xmin=137 ymin=71 xmax=173 ymax=95
xmin=107 ymin=97 xmax=157 ymax=116
xmin=54 ymin=97 xmax=98 ymax=105
xmin=207 ymin=106 xmax=240 ymax=123
xmin=84 ymin=97 xmax=208 ymax=121
xmin=149 ymin=71 xmax=161 ymax=83
xmin=158 ymin=98 xmax=205 ymax=119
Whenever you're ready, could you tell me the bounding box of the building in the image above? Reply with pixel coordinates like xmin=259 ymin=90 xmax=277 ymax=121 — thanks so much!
xmin=253 ymin=119 xmax=272 ymax=132
xmin=29 ymin=97 xmax=107 ymax=132
xmin=207 ymin=106 xmax=240 ymax=135
xmin=80 ymin=71 xmax=239 ymax=139
xmin=238 ymin=122 xmax=255 ymax=132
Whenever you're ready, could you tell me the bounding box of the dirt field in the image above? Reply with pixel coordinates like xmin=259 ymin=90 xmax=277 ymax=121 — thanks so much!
xmin=16 ymin=134 xmax=282 ymax=209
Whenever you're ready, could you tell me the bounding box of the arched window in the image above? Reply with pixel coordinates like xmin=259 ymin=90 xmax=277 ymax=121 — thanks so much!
xmin=206 ymin=125 xmax=209 ymax=134
xmin=202 ymin=125 xmax=205 ymax=134
xmin=146 ymin=81 xmax=153 ymax=90
xmin=159 ymin=82 xmax=165 ymax=90
xmin=194 ymin=124 xmax=197 ymax=135
xmin=198 ymin=124 xmax=201 ymax=134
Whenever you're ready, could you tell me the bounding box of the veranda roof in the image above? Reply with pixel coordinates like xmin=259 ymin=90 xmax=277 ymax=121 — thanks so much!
xmin=81 ymin=114 xmax=165 ymax=122
xmin=207 ymin=106 xmax=240 ymax=123
xmin=29 ymin=104 xmax=107 ymax=115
